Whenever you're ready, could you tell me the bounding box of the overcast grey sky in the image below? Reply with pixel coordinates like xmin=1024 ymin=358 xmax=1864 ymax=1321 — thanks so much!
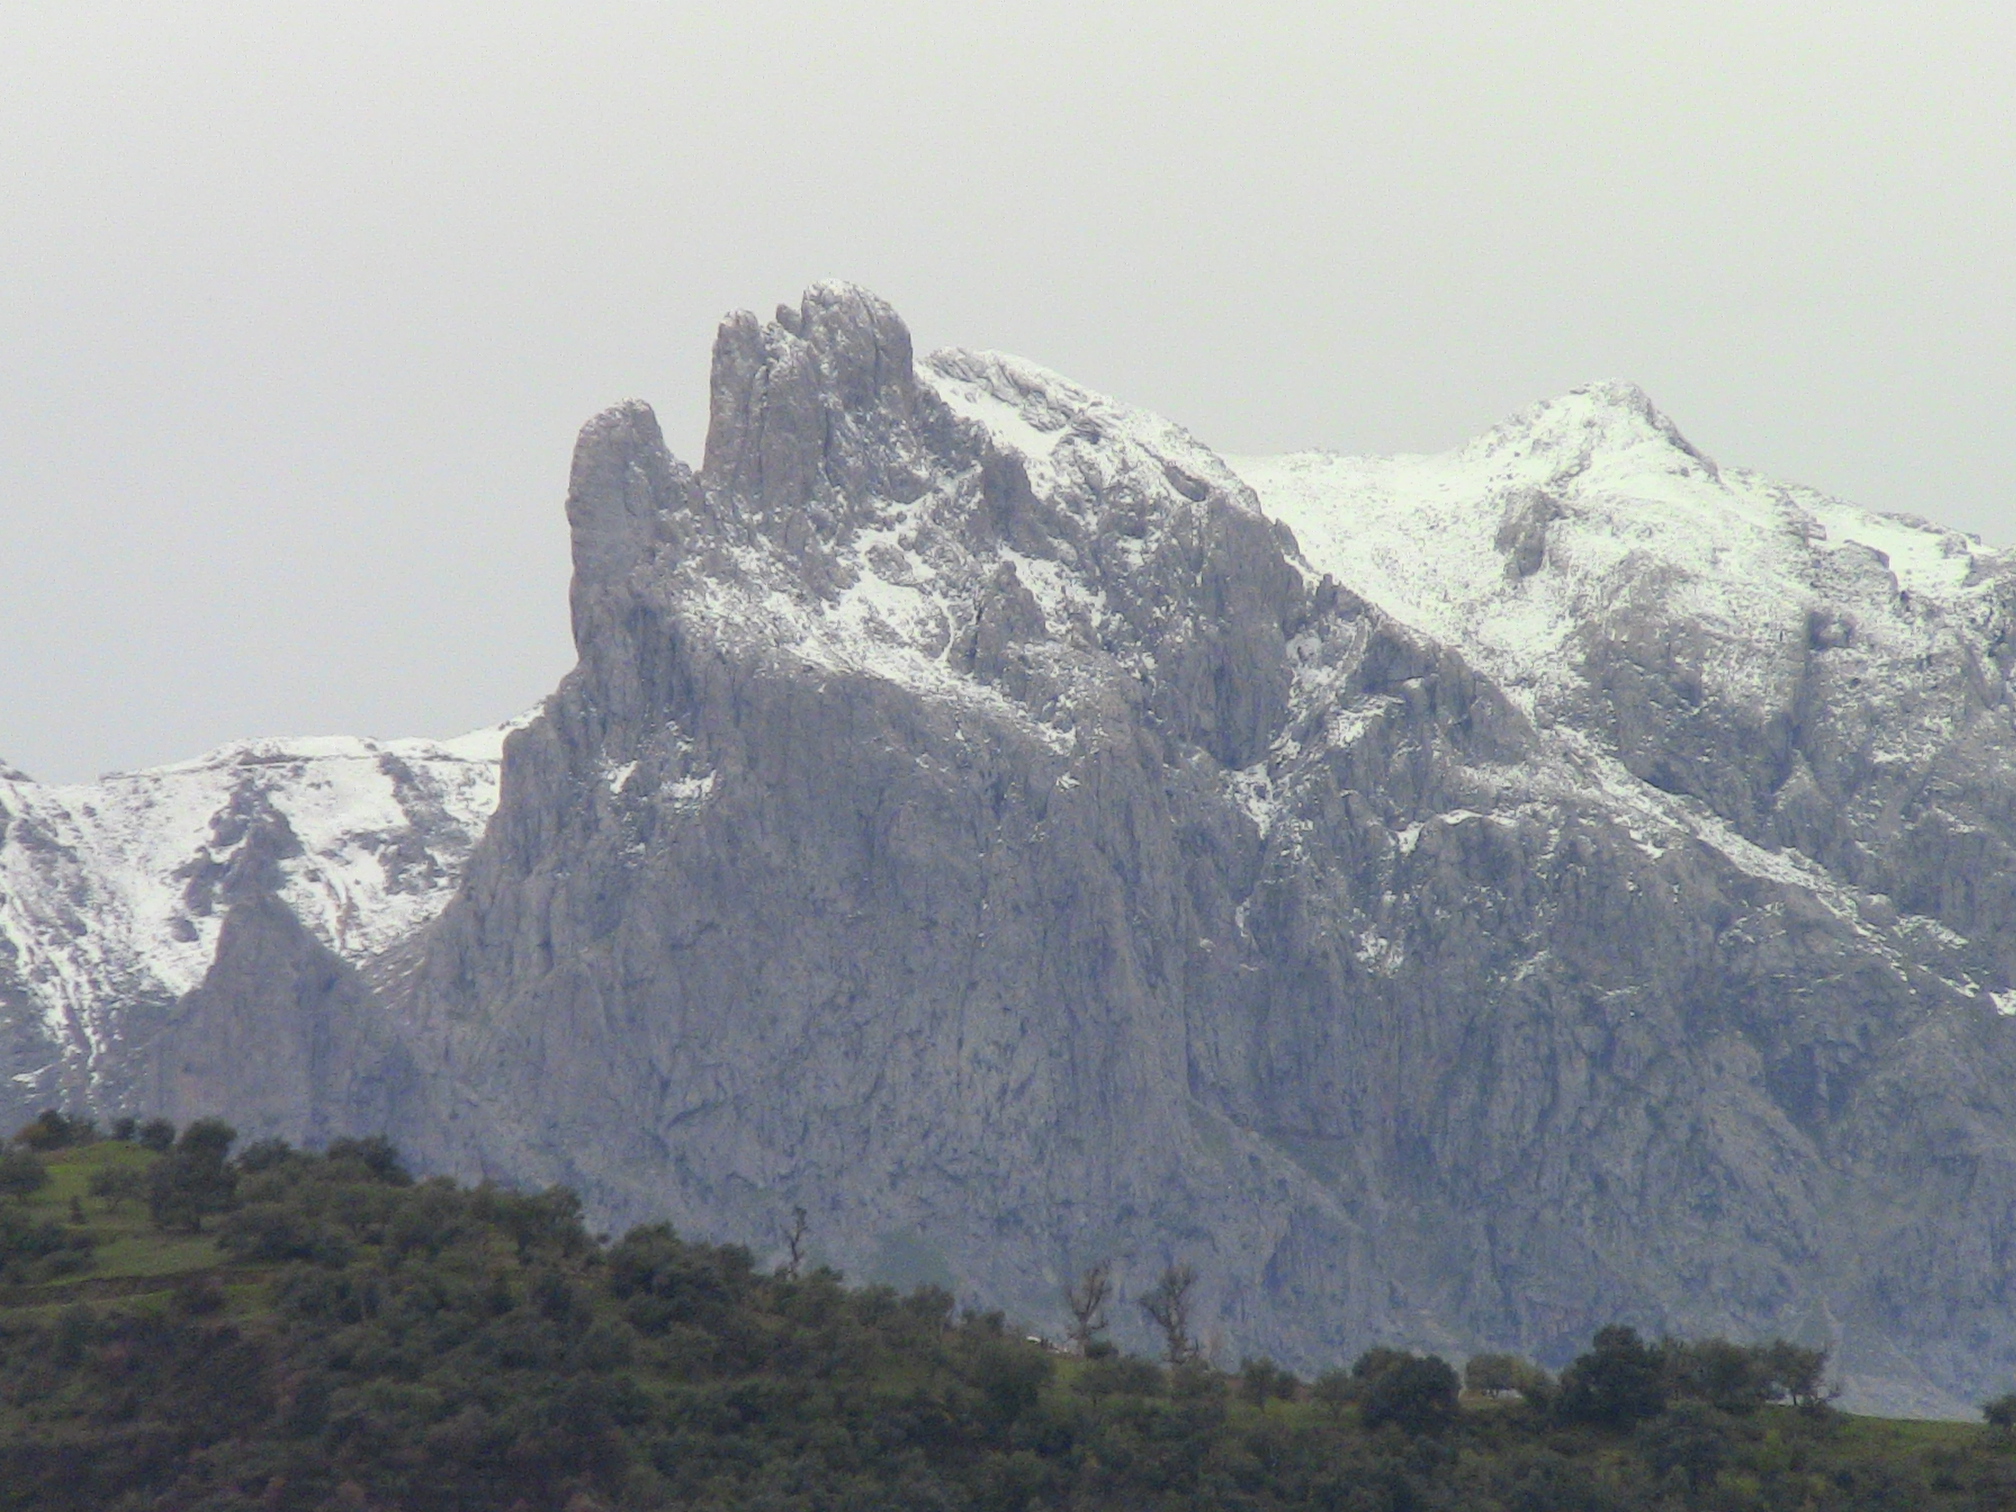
xmin=3 ymin=1 xmax=2011 ymax=782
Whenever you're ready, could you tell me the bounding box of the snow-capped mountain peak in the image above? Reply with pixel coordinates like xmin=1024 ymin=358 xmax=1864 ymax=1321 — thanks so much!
xmin=1233 ymin=382 xmax=2011 ymax=734
xmin=1467 ymin=379 xmax=1720 ymax=484
xmin=0 ymin=718 xmax=527 ymax=1094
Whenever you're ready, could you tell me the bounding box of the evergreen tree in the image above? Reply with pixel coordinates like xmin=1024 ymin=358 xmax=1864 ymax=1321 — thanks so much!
xmin=146 ymin=1118 xmax=237 ymax=1233
xmin=1360 ymin=1352 xmax=1461 ymax=1433
xmin=0 ymin=1146 xmax=47 ymax=1205
xmin=1558 ymin=1324 xmax=1669 ymax=1430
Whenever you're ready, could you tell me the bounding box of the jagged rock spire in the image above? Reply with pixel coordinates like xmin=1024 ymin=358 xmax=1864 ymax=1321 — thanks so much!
xmin=563 ymin=399 xmax=697 ymax=654
xmin=702 ymin=281 xmax=931 ymax=530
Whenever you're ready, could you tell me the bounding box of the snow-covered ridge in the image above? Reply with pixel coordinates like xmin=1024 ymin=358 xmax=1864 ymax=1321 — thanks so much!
xmin=1231 ymin=382 xmax=2009 ymax=731
xmin=925 ymin=348 xmax=1259 ymax=516
xmin=0 ymin=717 xmax=527 ymax=1068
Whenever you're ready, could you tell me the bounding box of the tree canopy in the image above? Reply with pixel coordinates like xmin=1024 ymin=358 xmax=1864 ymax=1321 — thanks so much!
xmin=0 ymin=1115 xmax=2011 ymax=1510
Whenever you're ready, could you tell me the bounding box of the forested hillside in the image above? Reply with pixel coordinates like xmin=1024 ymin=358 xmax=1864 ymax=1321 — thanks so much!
xmin=3 ymin=1115 xmax=2015 ymax=1510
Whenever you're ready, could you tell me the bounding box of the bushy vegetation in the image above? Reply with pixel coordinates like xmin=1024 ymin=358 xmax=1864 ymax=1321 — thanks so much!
xmin=4 ymin=1114 xmax=2016 ymax=1510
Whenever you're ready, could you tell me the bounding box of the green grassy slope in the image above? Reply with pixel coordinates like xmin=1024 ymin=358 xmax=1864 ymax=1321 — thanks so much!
xmin=2 ymin=1141 xmax=222 ymax=1300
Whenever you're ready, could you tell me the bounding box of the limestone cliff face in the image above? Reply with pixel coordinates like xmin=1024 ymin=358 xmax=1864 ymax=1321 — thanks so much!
xmin=387 ymin=287 xmax=2016 ymax=1415
xmin=10 ymin=287 xmax=2016 ymax=1414
xmin=394 ymin=285 xmax=1324 ymax=1359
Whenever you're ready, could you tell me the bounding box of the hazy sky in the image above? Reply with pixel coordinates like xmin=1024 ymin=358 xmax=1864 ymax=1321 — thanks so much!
xmin=3 ymin=2 xmax=2011 ymax=782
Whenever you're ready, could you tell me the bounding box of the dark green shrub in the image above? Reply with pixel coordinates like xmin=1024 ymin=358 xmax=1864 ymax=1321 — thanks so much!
xmin=218 ymin=1201 xmax=355 ymax=1265
xmin=1077 ymin=1353 xmax=1164 ymax=1397
xmin=1352 ymin=1345 xmax=1415 ymax=1383
xmin=385 ymin=1180 xmax=472 ymax=1259
xmin=969 ymin=1337 xmax=1052 ymax=1423
xmin=606 ymin=1223 xmax=754 ymax=1334
xmin=88 ymin=1164 xmax=145 ymax=1211
xmin=1312 ymin=1366 xmax=1355 ymax=1414
xmin=1636 ymin=1399 xmax=1737 ymax=1495
xmin=0 ymin=1203 xmax=93 ymax=1282
xmin=1238 ymin=1355 xmax=1300 ymax=1405
xmin=324 ymin=1135 xmax=410 ymax=1186
xmin=234 ymin=1137 xmax=297 ymax=1174
xmin=472 ymin=1183 xmax=589 ymax=1260
xmin=1663 ymin=1335 xmax=1770 ymax=1411
xmin=14 ymin=1109 xmax=95 ymax=1150
xmin=1172 ymin=1361 xmax=1227 ymax=1400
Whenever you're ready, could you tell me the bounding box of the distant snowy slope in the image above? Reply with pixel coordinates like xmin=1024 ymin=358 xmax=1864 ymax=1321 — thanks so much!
xmin=1232 ymin=382 xmax=2009 ymax=734
xmin=0 ymin=719 xmax=525 ymax=1093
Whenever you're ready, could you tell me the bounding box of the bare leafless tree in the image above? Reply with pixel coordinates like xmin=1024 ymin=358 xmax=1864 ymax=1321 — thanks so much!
xmin=1064 ymin=1260 xmax=1113 ymax=1354
xmin=783 ymin=1205 xmax=809 ymax=1278
xmin=1138 ymin=1262 xmax=1200 ymax=1365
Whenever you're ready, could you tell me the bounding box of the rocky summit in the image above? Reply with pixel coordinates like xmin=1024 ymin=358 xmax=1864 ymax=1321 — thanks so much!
xmin=7 ymin=284 xmax=2016 ymax=1415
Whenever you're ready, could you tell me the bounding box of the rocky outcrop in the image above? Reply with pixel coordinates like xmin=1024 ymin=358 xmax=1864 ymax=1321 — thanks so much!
xmin=10 ymin=289 xmax=2016 ymax=1414
xmin=392 ymin=286 xmax=1321 ymax=1352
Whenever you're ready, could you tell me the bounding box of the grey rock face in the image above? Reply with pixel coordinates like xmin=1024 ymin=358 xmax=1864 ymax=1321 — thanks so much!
xmin=10 ymin=293 xmax=2016 ymax=1415
xmin=390 ymin=293 xmax=2016 ymax=1415
xmin=394 ymin=289 xmax=1317 ymax=1347
xmin=1238 ymin=391 xmax=2016 ymax=1413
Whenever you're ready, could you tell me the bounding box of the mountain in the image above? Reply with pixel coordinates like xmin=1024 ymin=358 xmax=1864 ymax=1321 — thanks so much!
xmin=0 ymin=727 xmax=515 ymax=1138
xmin=7 ymin=286 xmax=2016 ymax=1415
